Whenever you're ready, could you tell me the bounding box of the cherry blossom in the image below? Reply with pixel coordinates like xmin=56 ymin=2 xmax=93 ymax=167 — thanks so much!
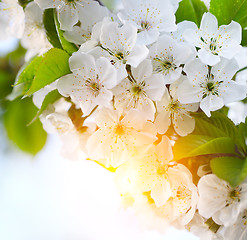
xmin=21 ymin=2 xmax=52 ymax=61
xmin=34 ymin=0 xmax=92 ymax=31
xmin=57 ymin=52 xmax=117 ymax=115
xmin=86 ymin=108 xmax=157 ymax=167
xmin=183 ymin=12 xmax=242 ymax=66
xmin=89 ymin=21 xmax=149 ymax=82
xmin=198 ymin=174 xmax=247 ymax=227
xmin=177 ymin=58 xmax=247 ymax=117
xmin=118 ymin=0 xmax=177 ymax=45
xmin=113 ymin=59 xmax=165 ymax=121
xmin=155 ymin=78 xmax=199 ymax=136
xmin=0 ymin=0 xmax=25 ymax=39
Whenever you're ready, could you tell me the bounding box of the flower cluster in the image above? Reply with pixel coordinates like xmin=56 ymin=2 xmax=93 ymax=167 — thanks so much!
xmin=2 ymin=0 xmax=247 ymax=239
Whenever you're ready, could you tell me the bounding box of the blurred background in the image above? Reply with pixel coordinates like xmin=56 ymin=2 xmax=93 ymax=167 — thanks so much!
xmin=0 ymin=41 xmax=199 ymax=240
xmin=0 ymin=0 xmax=246 ymax=239
xmin=0 ymin=40 xmax=199 ymax=240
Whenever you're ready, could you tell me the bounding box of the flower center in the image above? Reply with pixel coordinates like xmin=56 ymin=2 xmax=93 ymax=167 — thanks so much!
xmin=131 ymin=85 xmax=142 ymax=95
xmin=85 ymin=77 xmax=101 ymax=96
xmin=230 ymin=189 xmax=241 ymax=200
xmin=114 ymin=52 xmax=127 ymax=64
xmin=156 ymin=164 xmax=168 ymax=175
xmin=138 ymin=21 xmax=152 ymax=32
xmin=114 ymin=124 xmax=125 ymax=135
xmin=153 ymin=57 xmax=176 ymax=74
xmin=201 ymin=72 xmax=223 ymax=98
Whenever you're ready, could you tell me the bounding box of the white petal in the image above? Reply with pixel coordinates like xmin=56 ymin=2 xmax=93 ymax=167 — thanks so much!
xmin=122 ymin=109 xmax=147 ymax=130
xmin=95 ymin=108 xmax=120 ymax=128
xmin=173 ymin=112 xmax=195 ymax=136
xmin=151 ymin=181 xmax=172 ymax=207
xmin=63 ymin=26 xmax=89 ymax=45
xmin=58 ymin=4 xmax=78 ymax=31
xmin=57 ymin=74 xmax=79 ymax=97
xmin=156 ymin=135 xmax=173 ymax=162
xmin=200 ymin=12 xmax=218 ymax=37
xmin=155 ymin=111 xmax=171 ymax=134
xmin=131 ymin=59 xmax=152 ymax=83
xmin=198 ymin=48 xmax=221 ymax=66
xmin=127 ymin=44 xmax=149 ymax=68
xmin=218 ymin=21 xmax=242 ymax=46
xmin=69 ymin=52 xmax=96 ymax=79
xmin=96 ymin=57 xmax=117 ymax=89
xmin=221 ymin=81 xmax=247 ymax=104
xmin=198 ymin=174 xmax=229 ymax=219
xmin=34 ymin=0 xmax=61 ymax=9
xmin=184 ymin=58 xmax=208 ymax=84
xmin=137 ymin=28 xmax=160 ymax=45
xmin=144 ymin=74 xmax=166 ymax=101
xmin=212 ymin=58 xmax=239 ymax=81
xmin=183 ymin=28 xmax=201 ymax=48
xmin=177 ymin=79 xmax=202 ymax=104
xmin=200 ymin=95 xmax=224 ymax=117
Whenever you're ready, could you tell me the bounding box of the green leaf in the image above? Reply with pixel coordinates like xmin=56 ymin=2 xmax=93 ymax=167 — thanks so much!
xmin=174 ymin=135 xmax=237 ymax=161
xmin=0 ymin=69 xmax=15 ymax=100
xmin=211 ymin=156 xmax=247 ymax=187
xmin=242 ymin=29 xmax=247 ymax=46
xmin=4 ymin=97 xmax=47 ymax=155
xmin=54 ymin=11 xmax=78 ymax=55
xmin=26 ymin=48 xmax=71 ymax=96
xmin=31 ymin=89 xmax=62 ymax=124
xmin=192 ymin=112 xmax=246 ymax=156
xmin=209 ymin=0 xmax=247 ymax=27
xmin=175 ymin=0 xmax=208 ymax=26
xmin=43 ymin=9 xmax=63 ymax=49
xmin=16 ymin=56 xmax=43 ymax=93
xmin=18 ymin=0 xmax=32 ymax=8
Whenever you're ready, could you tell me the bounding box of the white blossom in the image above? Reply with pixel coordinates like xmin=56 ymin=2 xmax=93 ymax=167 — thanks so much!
xmin=57 ymin=52 xmax=117 ymax=115
xmin=118 ymin=0 xmax=177 ymax=45
xmin=187 ymin=213 xmax=223 ymax=240
xmin=183 ymin=12 xmax=242 ymax=66
xmin=63 ymin=1 xmax=110 ymax=45
xmin=34 ymin=0 xmax=92 ymax=31
xmin=0 ymin=0 xmax=25 ymax=39
xmin=149 ymin=35 xmax=195 ymax=84
xmin=125 ymin=136 xmax=174 ymax=207
xmin=155 ymin=78 xmax=199 ymax=136
xmin=89 ymin=21 xmax=149 ymax=82
xmin=21 ymin=2 xmax=52 ymax=61
xmin=129 ymin=163 xmax=198 ymax=227
xmin=198 ymin=174 xmax=247 ymax=227
xmin=114 ymin=59 xmax=165 ymax=121
xmin=177 ymin=58 xmax=247 ymax=117
xmin=221 ymin=210 xmax=247 ymax=240
xmin=86 ymin=108 xmax=157 ymax=168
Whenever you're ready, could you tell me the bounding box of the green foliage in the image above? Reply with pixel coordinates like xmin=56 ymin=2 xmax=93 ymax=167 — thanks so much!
xmin=174 ymin=135 xmax=237 ymax=161
xmin=4 ymin=97 xmax=47 ymax=155
xmin=211 ymin=157 xmax=247 ymax=187
xmin=31 ymin=89 xmax=62 ymax=123
xmin=54 ymin=11 xmax=78 ymax=55
xmin=210 ymin=0 xmax=247 ymax=26
xmin=0 ymin=63 xmax=15 ymax=101
xmin=18 ymin=0 xmax=33 ymax=8
xmin=175 ymin=0 xmax=208 ymax=26
xmin=242 ymin=29 xmax=247 ymax=46
xmin=16 ymin=56 xmax=43 ymax=93
xmin=15 ymin=48 xmax=71 ymax=96
xmin=210 ymin=0 xmax=247 ymax=45
xmin=192 ymin=112 xmax=247 ymax=156
xmin=43 ymin=9 xmax=63 ymax=49
xmin=43 ymin=9 xmax=77 ymax=54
